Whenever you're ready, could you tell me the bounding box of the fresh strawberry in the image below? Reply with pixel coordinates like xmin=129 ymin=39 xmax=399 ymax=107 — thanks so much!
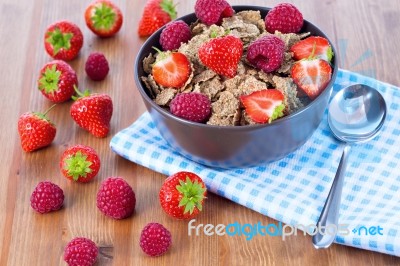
xmin=198 ymin=35 xmax=243 ymax=78
xmin=60 ymin=145 xmax=100 ymax=183
xmin=38 ymin=60 xmax=78 ymax=103
xmin=18 ymin=105 xmax=57 ymax=152
xmin=291 ymin=58 xmax=332 ymax=99
xmin=70 ymin=87 xmax=113 ymax=138
xmin=85 ymin=0 xmax=123 ymax=37
xmin=159 ymin=171 xmax=207 ymax=219
xmin=152 ymin=50 xmax=192 ymax=88
xmin=240 ymin=89 xmax=286 ymax=124
xmin=138 ymin=0 xmax=177 ymax=37
xmin=290 ymin=36 xmax=333 ymax=62
xmin=44 ymin=20 xmax=83 ymax=61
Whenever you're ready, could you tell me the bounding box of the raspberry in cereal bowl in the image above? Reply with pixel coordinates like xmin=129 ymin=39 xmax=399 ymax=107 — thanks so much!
xmin=134 ymin=4 xmax=338 ymax=168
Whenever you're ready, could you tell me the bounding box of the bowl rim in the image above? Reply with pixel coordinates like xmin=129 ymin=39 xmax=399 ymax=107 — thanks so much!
xmin=134 ymin=5 xmax=339 ymax=131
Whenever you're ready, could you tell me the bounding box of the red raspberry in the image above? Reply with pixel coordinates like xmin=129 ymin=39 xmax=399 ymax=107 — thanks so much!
xmin=30 ymin=181 xmax=64 ymax=214
xmin=140 ymin=222 xmax=172 ymax=257
xmin=160 ymin=20 xmax=192 ymax=51
xmin=85 ymin=52 xmax=109 ymax=81
xmin=194 ymin=0 xmax=234 ymax=26
xmin=64 ymin=237 xmax=98 ymax=266
xmin=96 ymin=177 xmax=136 ymax=219
xmin=170 ymin=92 xmax=211 ymax=123
xmin=246 ymin=35 xmax=285 ymax=73
xmin=265 ymin=3 xmax=303 ymax=34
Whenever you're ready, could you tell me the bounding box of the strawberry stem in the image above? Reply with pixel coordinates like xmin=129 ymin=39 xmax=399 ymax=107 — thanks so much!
xmin=64 ymin=150 xmax=93 ymax=181
xmin=72 ymin=85 xmax=90 ymax=100
xmin=160 ymin=0 xmax=177 ymax=20
xmin=176 ymin=176 xmax=206 ymax=214
xmin=43 ymin=104 xmax=57 ymax=116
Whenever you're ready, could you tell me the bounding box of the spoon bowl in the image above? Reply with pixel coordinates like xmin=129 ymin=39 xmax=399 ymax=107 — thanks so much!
xmin=312 ymin=84 xmax=387 ymax=249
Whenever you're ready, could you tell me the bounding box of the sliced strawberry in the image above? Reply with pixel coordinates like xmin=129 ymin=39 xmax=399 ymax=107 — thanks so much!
xmin=291 ymin=58 xmax=332 ymax=100
xmin=290 ymin=36 xmax=333 ymax=62
xmin=240 ymin=89 xmax=286 ymax=124
xmin=152 ymin=51 xmax=191 ymax=88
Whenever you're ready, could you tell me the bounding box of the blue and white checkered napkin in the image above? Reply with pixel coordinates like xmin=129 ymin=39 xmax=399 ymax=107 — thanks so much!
xmin=111 ymin=69 xmax=400 ymax=257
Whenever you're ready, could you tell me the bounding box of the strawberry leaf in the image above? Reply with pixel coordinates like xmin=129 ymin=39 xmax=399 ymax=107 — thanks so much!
xmin=176 ymin=176 xmax=206 ymax=215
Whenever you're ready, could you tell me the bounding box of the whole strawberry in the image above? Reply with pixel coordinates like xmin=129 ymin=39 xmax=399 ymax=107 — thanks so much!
xmin=195 ymin=0 xmax=234 ymax=25
xmin=170 ymin=92 xmax=211 ymax=123
xmin=138 ymin=0 xmax=177 ymax=37
xmin=64 ymin=237 xmax=98 ymax=266
xmin=18 ymin=105 xmax=56 ymax=152
xmin=140 ymin=222 xmax=172 ymax=257
xmin=199 ymin=35 xmax=243 ymax=78
xmin=44 ymin=20 xmax=83 ymax=61
xmin=38 ymin=60 xmax=78 ymax=103
xmin=265 ymin=3 xmax=303 ymax=34
xmin=160 ymin=20 xmax=192 ymax=51
xmin=159 ymin=171 xmax=207 ymax=219
xmin=30 ymin=181 xmax=64 ymax=214
xmin=60 ymin=145 xmax=100 ymax=183
xmin=96 ymin=177 xmax=136 ymax=219
xmin=85 ymin=0 xmax=123 ymax=37
xmin=70 ymin=87 xmax=113 ymax=138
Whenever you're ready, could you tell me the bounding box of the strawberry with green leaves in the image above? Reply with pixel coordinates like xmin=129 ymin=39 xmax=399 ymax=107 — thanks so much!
xmin=291 ymin=58 xmax=332 ymax=100
xmin=18 ymin=105 xmax=57 ymax=152
xmin=152 ymin=50 xmax=192 ymax=88
xmin=70 ymin=87 xmax=113 ymax=138
xmin=199 ymin=35 xmax=243 ymax=78
xmin=290 ymin=36 xmax=333 ymax=62
xmin=38 ymin=60 xmax=78 ymax=103
xmin=138 ymin=0 xmax=177 ymax=37
xmin=240 ymin=89 xmax=286 ymax=124
xmin=159 ymin=171 xmax=207 ymax=219
xmin=44 ymin=20 xmax=83 ymax=61
xmin=85 ymin=0 xmax=123 ymax=37
xmin=60 ymin=144 xmax=100 ymax=183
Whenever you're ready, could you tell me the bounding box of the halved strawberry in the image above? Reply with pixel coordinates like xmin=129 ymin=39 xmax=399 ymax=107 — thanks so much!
xmin=290 ymin=36 xmax=333 ymax=62
xmin=240 ymin=89 xmax=285 ymax=124
xmin=291 ymin=58 xmax=332 ymax=100
xmin=152 ymin=51 xmax=191 ymax=88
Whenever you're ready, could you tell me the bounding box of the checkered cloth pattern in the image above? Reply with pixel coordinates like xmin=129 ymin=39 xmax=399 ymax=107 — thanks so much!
xmin=111 ymin=69 xmax=400 ymax=257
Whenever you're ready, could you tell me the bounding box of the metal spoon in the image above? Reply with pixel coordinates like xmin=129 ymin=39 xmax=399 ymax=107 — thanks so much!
xmin=312 ymin=84 xmax=387 ymax=249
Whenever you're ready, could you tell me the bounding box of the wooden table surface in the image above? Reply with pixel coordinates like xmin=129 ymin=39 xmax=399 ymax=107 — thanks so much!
xmin=1 ymin=0 xmax=399 ymax=265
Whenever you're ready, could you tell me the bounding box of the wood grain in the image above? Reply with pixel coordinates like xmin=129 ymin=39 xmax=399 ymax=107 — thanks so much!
xmin=0 ymin=0 xmax=399 ymax=265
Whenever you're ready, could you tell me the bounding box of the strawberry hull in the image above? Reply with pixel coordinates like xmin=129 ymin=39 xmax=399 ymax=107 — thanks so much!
xmin=134 ymin=6 xmax=338 ymax=168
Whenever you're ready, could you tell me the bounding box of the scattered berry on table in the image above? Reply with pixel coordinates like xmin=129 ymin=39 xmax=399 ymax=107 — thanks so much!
xmin=159 ymin=171 xmax=207 ymax=219
xmin=85 ymin=0 xmax=123 ymax=37
xmin=198 ymin=35 xmax=243 ymax=78
xmin=265 ymin=3 xmax=303 ymax=34
xmin=140 ymin=222 xmax=172 ymax=257
xmin=38 ymin=60 xmax=78 ymax=103
xmin=96 ymin=177 xmax=136 ymax=219
xmin=64 ymin=237 xmax=98 ymax=266
xmin=138 ymin=0 xmax=177 ymax=37
xmin=85 ymin=52 xmax=110 ymax=81
xmin=44 ymin=20 xmax=83 ymax=61
xmin=160 ymin=20 xmax=192 ymax=51
xmin=246 ymin=35 xmax=285 ymax=73
xmin=70 ymin=87 xmax=113 ymax=138
xmin=60 ymin=144 xmax=100 ymax=183
xmin=30 ymin=181 xmax=64 ymax=214
xmin=18 ymin=105 xmax=57 ymax=152
xmin=169 ymin=92 xmax=211 ymax=123
xmin=194 ymin=0 xmax=234 ymax=25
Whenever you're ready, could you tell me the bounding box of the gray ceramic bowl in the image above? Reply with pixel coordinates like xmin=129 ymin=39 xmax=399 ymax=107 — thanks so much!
xmin=134 ymin=5 xmax=338 ymax=168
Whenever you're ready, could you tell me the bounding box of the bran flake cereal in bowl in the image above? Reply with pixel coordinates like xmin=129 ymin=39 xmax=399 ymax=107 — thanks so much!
xmin=134 ymin=3 xmax=338 ymax=168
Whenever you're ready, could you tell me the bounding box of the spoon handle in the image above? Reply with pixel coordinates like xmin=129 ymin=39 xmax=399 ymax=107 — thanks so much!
xmin=312 ymin=145 xmax=351 ymax=249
